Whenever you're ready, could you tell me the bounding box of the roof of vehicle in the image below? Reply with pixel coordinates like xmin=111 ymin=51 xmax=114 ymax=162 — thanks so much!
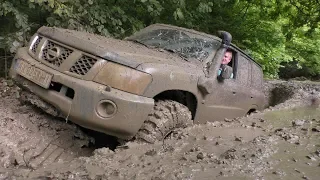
xmin=149 ymin=24 xmax=262 ymax=68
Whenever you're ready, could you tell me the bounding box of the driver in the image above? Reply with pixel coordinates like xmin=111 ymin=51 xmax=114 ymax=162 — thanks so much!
xmin=218 ymin=49 xmax=233 ymax=79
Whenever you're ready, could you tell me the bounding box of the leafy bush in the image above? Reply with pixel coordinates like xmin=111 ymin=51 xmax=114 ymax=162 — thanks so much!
xmin=1 ymin=0 xmax=320 ymax=78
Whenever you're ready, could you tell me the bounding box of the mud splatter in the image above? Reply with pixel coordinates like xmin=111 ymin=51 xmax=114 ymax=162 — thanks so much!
xmin=1 ymin=79 xmax=320 ymax=179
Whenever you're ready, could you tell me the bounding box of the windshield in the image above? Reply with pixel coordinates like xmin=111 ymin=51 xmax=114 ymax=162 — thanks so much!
xmin=127 ymin=27 xmax=219 ymax=62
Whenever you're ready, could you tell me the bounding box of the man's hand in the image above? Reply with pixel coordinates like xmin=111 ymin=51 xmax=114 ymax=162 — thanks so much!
xmin=220 ymin=65 xmax=233 ymax=79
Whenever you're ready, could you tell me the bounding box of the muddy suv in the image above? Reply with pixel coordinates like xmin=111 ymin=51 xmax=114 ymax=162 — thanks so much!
xmin=10 ymin=24 xmax=264 ymax=143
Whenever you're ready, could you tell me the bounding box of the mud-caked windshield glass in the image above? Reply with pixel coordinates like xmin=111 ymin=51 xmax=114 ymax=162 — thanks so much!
xmin=128 ymin=28 xmax=218 ymax=62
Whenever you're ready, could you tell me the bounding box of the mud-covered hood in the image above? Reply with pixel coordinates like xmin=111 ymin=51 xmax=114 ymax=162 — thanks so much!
xmin=37 ymin=26 xmax=195 ymax=69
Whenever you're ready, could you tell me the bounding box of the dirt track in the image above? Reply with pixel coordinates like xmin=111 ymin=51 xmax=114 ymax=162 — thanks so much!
xmin=0 ymin=79 xmax=96 ymax=177
xmin=0 ymin=78 xmax=319 ymax=179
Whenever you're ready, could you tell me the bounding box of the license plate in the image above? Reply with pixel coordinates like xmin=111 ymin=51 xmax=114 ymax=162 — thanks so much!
xmin=15 ymin=59 xmax=53 ymax=89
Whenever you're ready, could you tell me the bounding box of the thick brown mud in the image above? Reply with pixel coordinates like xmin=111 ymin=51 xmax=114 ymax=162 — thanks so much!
xmin=0 ymin=79 xmax=319 ymax=179
xmin=0 ymin=79 xmax=118 ymax=179
xmin=262 ymin=108 xmax=320 ymax=180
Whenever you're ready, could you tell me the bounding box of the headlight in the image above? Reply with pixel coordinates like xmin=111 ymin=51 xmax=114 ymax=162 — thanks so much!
xmin=93 ymin=62 xmax=152 ymax=95
xmin=28 ymin=34 xmax=38 ymax=50
xmin=28 ymin=34 xmax=42 ymax=56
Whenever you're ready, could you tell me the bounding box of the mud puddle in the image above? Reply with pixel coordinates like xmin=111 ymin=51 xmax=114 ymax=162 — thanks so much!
xmin=263 ymin=139 xmax=320 ymax=180
xmin=1 ymin=79 xmax=320 ymax=179
xmin=25 ymin=120 xmax=268 ymax=179
xmin=262 ymin=107 xmax=320 ymax=180
xmin=264 ymin=107 xmax=320 ymax=129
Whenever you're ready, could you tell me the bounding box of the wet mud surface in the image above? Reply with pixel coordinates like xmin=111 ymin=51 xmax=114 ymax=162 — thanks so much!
xmin=0 ymin=79 xmax=319 ymax=179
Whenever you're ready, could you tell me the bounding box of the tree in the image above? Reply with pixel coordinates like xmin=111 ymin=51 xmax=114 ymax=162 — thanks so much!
xmin=0 ymin=0 xmax=320 ymax=78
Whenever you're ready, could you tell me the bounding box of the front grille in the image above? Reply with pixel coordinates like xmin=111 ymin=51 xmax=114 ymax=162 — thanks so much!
xmin=42 ymin=41 xmax=73 ymax=67
xmin=31 ymin=37 xmax=97 ymax=77
xmin=31 ymin=36 xmax=42 ymax=54
xmin=69 ymin=55 xmax=97 ymax=75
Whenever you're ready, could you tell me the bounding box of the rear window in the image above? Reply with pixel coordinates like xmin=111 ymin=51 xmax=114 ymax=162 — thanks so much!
xmin=251 ymin=63 xmax=263 ymax=89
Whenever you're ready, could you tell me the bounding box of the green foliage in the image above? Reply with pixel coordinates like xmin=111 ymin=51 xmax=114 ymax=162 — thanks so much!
xmin=0 ymin=1 xmax=30 ymax=52
xmin=1 ymin=0 xmax=320 ymax=78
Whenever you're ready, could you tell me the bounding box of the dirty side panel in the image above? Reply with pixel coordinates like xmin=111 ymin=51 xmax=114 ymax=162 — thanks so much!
xmin=194 ymin=53 xmax=254 ymax=123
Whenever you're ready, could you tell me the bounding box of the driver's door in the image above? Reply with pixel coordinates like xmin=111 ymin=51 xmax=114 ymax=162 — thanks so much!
xmin=195 ymin=51 xmax=252 ymax=123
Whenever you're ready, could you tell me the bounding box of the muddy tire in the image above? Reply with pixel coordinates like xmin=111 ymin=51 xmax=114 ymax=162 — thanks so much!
xmin=136 ymin=100 xmax=192 ymax=143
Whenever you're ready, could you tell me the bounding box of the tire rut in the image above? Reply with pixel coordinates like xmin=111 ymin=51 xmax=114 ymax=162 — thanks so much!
xmin=0 ymin=81 xmax=94 ymax=170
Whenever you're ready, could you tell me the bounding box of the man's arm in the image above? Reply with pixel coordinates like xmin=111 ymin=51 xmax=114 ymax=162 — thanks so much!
xmin=218 ymin=65 xmax=233 ymax=79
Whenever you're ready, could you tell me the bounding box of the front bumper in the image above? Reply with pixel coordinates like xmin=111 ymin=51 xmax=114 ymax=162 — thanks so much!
xmin=10 ymin=48 xmax=154 ymax=139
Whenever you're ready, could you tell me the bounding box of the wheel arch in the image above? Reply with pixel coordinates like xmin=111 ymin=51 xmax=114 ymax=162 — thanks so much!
xmin=153 ymin=90 xmax=198 ymax=119
xmin=247 ymin=104 xmax=259 ymax=115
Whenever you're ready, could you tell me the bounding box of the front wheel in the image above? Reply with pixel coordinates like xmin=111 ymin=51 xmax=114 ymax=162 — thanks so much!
xmin=136 ymin=100 xmax=192 ymax=143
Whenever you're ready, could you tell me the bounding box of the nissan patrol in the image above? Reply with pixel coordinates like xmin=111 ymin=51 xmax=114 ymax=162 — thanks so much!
xmin=10 ymin=24 xmax=265 ymax=143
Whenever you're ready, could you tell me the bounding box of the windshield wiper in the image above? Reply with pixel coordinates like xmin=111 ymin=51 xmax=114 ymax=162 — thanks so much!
xmin=129 ymin=39 xmax=156 ymax=49
xmin=163 ymin=48 xmax=190 ymax=62
xmin=130 ymin=39 xmax=190 ymax=61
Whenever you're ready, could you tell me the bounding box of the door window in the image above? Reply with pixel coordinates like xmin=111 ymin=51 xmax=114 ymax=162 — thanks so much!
xmin=219 ymin=49 xmax=238 ymax=79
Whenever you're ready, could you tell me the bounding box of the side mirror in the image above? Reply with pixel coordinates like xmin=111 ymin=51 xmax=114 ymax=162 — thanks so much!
xmin=217 ymin=31 xmax=232 ymax=47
